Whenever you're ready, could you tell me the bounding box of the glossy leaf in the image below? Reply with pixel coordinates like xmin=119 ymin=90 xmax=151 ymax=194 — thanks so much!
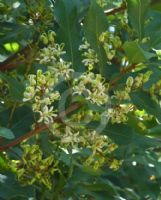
xmin=0 ymin=127 xmax=14 ymax=139
xmin=54 ymin=0 xmax=82 ymax=69
xmin=0 ymin=173 xmax=35 ymax=199
xmin=127 ymin=0 xmax=150 ymax=40
xmin=131 ymin=91 xmax=161 ymax=122
xmin=83 ymin=0 xmax=108 ymax=74
xmin=123 ymin=41 xmax=155 ymax=63
xmin=0 ymin=73 xmax=25 ymax=102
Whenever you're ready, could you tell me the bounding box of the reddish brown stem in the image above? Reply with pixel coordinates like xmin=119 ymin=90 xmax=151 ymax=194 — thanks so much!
xmin=0 ymin=102 xmax=83 ymax=151
xmin=0 ymin=125 xmax=47 ymax=151
xmin=109 ymin=64 xmax=136 ymax=87
xmin=104 ymin=3 xmax=126 ymax=16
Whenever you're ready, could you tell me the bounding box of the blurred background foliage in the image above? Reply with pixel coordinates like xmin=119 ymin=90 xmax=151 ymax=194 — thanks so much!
xmin=0 ymin=0 xmax=161 ymax=200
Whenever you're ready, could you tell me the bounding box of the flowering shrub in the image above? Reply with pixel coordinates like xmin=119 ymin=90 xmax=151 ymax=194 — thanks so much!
xmin=0 ymin=0 xmax=161 ymax=199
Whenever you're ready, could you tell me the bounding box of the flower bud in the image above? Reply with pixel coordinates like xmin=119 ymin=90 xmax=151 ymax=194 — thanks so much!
xmin=40 ymin=33 xmax=48 ymax=45
xmin=126 ymin=76 xmax=134 ymax=88
xmin=48 ymin=31 xmax=56 ymax=43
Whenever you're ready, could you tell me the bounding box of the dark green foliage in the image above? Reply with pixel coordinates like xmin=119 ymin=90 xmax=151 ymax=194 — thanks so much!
xmin=0 ymin=0 xmax=161 ymax=200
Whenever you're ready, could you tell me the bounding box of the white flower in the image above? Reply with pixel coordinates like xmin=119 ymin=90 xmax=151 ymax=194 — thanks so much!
xmin=23 ymin=70 xmax=60 ymax=124
xmin=73 ymin=72 xmax=109 ymax=105
xmin=37 ymin=105 xmax=57 ymax=124
xmin=38 ymin=44 xmax=65 ymax=65
xmin=79 ymin=39 xmax=99 ymax=68
xmin=28 ymin=74 xmax=36 ymax=86
xmin=23 ymin=86 xmax=35 ymax=102
xmin=48 ymin=60 xmax=74 ymax=80
xmin=61 ymin=126 xmax=80 ymax=146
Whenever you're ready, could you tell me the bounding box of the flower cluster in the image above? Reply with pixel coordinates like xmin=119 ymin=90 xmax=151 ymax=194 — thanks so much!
xmin=50 ymin=124 xmax=121 ymax=170
xmin=79 ymin=39 xmax=99 ymax=70
xmin=38 ymin=43 xmax=65 ymax=65
xmin=113 ymin=71 xmax=152 ymax=102
xmin=73 ymin=72 xmax=109 ymax=105
xmin=132 ymin=71 xmax=152 ymax=89
xmin=99 ymin=31 xmax=122 ymax=61
xmin=150 ymin=79 xmax=161 ymax=102
xmin=109 ymin=159 xmax=123 ymax=171
xmin=38 ymin=31 xmax=74 ymax=80
xmin=84 ymin=130 xmax=120 ymax=170
xmin=12 ymin=144 xmax=58 ymax=189
xmin=48 ymin=59 xmax=73 ymax=80
xmin=107 ymin=71 xmax=152 ymax=123
xmin=106 ymin=105 xmax=132 ymax=124
xmin=23 ymin=70 xmax=60 ymax=124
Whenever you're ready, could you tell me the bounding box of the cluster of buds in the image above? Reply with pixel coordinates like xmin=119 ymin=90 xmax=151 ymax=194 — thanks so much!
xmin=112 ymin=76 xmax=133 ymax=102
xmin=126 ymin=71 xmax=152 ymax=90
xmin=40 ymin=30 xmax=56 ymax=45
xmin=106 ymin=104 xmax=133 ymax=124
xmin=113 ymin=71 xmax=152 ymax=102
xmin=149 ymin=79 xmax=161 ymax=102
xmin=85 ymin=130 xmax=117 ymax=154
xmin=110 ymin=71 xmax=152 ymax=123
xmin=113 ymin=71 xmax=152 ymax=101
xmin=13 ymin=144 xmax=58 ymax=189
xmin=113 ymin=89 xmax=131 ymax=101
xmin=23 ymin=70 xmax=60 ymax=124
xmin=79 ymin=39 xmax=99 ymax=70
xmin=109 ymin=159 xmax=123 ymax=171
xmin=38 ymin=31 xmax=74 ymax=80
xmin=84 ymin=130 xmax=120 ymax=170
xmin=97 ymin=0 xmax=107 ymax=7
xmin=150 ymin=79 xmax=161 ymax=95
xmin=99 ymin=31 xmax=122 ymax=61
xmin=73 ymin=72 xmax=109 ymax=105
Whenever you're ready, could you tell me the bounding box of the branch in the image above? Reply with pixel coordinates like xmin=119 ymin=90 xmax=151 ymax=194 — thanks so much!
xmin=104 ymin=3 xmax=126 ymax=16
xmin=0 ymin=102 xmax=83 ymax=151
xmin=0 ymin=43 xmax=36 ymax=71
xmin=109 ymin=64 xmax=136 ymax=87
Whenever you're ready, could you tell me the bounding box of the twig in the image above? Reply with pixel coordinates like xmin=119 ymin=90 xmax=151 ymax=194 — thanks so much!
xmin=109 ymin=64 xmax=136 ymax=87
xmin=0 ymin=102 xmax=83 ymax=151
xmin=104 ymin=3 xmax=126 ymax=16
xmin=7 ymin=103 xmax=17 ymax=128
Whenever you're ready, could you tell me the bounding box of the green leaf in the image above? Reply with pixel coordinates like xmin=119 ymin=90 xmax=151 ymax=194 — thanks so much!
xmin=127 ymin=0 xmax=150 ymax=40
xmin=87 ymin=122 xmax=159 ymax=149
xmin=123 ymin=41 xmax=155 ymax=63
xmin=83 ymin=0 xmax=108 ymax=74
xmin=151 ymin=2 xmax=161 ymax=12
xmin=105 ymin=123 xmax=135 ymax=145
xmin=130 ymin=91 xmax=161 ymax=122
xmin=0 ymin=22 xmax=32 ymax=44
xmin=0 ymin=156 xmax=7 ymax=169
xmin=54 ymin=0 xmax=82 ymax=69
xmin=144 ymin=66 xmax=161 ymax=89
xmin=0 ymin=106 xmax=34 ymax=139
xmin=147 ymin=124 xmax=161 ymax=137
xmin=0 ymin=73 xmax=25 ymax=102
xmin=0 ymin=172 xmax=35 ymax=199
xmin=0 ymin=127 xmax=14 ymax=139
xmin=145 ymin=11 xmax=161 ymax=49
xmin=3 ymin=42 xmax=20 ymax=53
